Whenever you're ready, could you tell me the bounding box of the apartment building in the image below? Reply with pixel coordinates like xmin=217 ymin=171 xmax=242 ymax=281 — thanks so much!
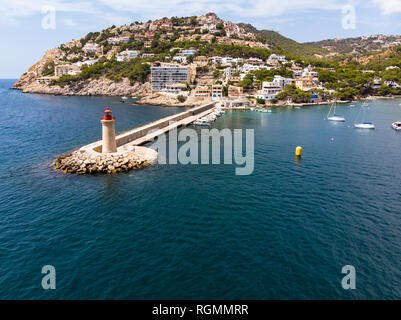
xmin=151 ymin=65 xmax=192 ymax=91
xmin=263 ymin=75 xmax=293 ymax=89
xmin=194 ymin=86 xmax=210 ymax=97
xmin=117 ymin=50 xmax=139 ymax=62
xmin=55 ymin=64 xmax=81 ymax=77
xmin=107 ymin=36 xmax=130 ymax=44
xmin=212 ymin=84 xmax=223 ymax=99
xmin=294 ymin=75 xmax=315 ymax=91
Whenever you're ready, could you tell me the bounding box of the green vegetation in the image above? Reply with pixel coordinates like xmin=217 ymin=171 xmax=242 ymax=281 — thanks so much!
xmin=276 ymin=85 xmax=312 ymax=103
xmin=238 ymin=74 xmax=254 ymax=90
xmin=177 ymin=95 xmax=186 ymax=102
xmin=48 ymin=14 xmax=401 ymax=102
xmin=42 ymin=61 xmax=55 ymax=76
xmin=256 ymin=97 xmax=265 ymax=105
xmin=52 ymin=58 xmax=150 ymax=87
xmin=238 ymin=23 xmax=327 ymax=60
xmin=314 ymin=49 xmax=401 ymax=99
xmin=305 ymin=35 xmax=401 ymax=55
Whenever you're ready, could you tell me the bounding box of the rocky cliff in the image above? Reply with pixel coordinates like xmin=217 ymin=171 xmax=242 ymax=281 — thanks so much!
xmin=13 ymin=75 xmax=151 ymax=97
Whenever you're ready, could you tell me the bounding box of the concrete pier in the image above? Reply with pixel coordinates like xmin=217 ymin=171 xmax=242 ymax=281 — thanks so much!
xmin=55 ymin=102 xmax=217 ymax=174
xmin=80 ymin=102 xmax=217 ymax=155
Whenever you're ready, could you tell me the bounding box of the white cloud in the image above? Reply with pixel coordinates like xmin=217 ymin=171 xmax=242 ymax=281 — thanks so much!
xmin=0 ymin=0 xmax=131 ymax=26
xmin=0 ymin=0 xmax=399 ymax=28
xmin=371 ymin=0 xmax=401 ymax=15
xmin=99 ymin=0 xmax=348 ymax=19
xmin=0 ymin=0 xmax=96 ymax=17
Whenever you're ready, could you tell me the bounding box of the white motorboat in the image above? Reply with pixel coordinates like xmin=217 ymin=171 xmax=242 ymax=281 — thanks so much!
xmin=354 ymin=122 xmax=375 ymax=129
xmin=362 ymin=102 xmax=369 ymax=107
xmin=194 ymin=120 xmax=210 ymax=126
xmin=392 ymin=121 xmax=401 ymax=131
xmin=327 ymin=101 xmax=345 ymax=122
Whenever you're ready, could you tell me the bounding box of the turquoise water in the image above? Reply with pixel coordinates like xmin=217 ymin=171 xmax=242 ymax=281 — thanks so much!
xmin=1 ymin=79 xmax=401 ymax=299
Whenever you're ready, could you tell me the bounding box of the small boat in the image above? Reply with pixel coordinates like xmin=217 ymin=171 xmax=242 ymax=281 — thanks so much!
xmin=327 ymin=100 xmax=345 ymax=122
xmin=392 ymin=121 xmax=401 ymax=131
xmin=328 ymin=114 xmax=346 ymax=122
xmin=354 ymin=106 xmax=374 ymax=129
xmin=194 ymin=120 xmax=210 ymax=126
xmin=362 ymin=102 xmax=369 ymax=107
xmin=121 ymin=96 xmax=128 ymax=100
xmin=354 ymin=122 xmax=375 ymax=129
xmin=350 ymin=104 xmax=355 ymax=107
xmin=294 ymin=106 xmax=301 ymax=109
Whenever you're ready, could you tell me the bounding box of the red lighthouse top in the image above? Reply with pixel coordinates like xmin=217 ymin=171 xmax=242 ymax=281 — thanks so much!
xmin=103 ymin=107 xmax=115 ymax=120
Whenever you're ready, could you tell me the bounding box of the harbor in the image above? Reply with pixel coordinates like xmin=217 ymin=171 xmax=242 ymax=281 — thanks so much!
xmin=2 ymin=81 xmax=401 ymax=299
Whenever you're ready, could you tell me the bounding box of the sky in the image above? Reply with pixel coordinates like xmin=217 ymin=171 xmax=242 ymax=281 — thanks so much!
xmin=1 ymin=0 xmax=401 ymax=78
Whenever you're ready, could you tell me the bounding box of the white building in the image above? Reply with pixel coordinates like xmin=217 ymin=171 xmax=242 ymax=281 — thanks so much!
xmin=256 ymin=78 xmax=286 ymax=100
xmin=172 ymin=56 xmax=187 ymax=64
xmin=200 ymin=24 xmax=216 ymax=32
xmin=116 ymin=50 xmax=139 ymax=62
xmin=263 ymin=75 xmax=293 ymax=88
xmin=177 ymin=48 xmax=197 ymax=57
xmin=82 ymin=43 xmax=99 ymax=53
xmin=151 ymin=65 xmax=192 ymax=91
xmin=302 ymin=66 xmax=318 ymax=78
xmin=256 ymin=87 xmax=282 ymax=100
xmin=269 ymin=54 xmax=287 ymax=63
xmin=241 ymin=64 xmax=267 ymax=73
xmin=384 ymin=81 xmax=401 ymax=89
xmin=107 ymin=36 xmax=130 ymax=44
xmin=75 ymin=59 xmax=98 ymax=67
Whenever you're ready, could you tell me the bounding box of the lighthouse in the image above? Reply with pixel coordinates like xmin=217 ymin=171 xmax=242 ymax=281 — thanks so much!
xmin=101 ymin=107 xmax=117 ymax=153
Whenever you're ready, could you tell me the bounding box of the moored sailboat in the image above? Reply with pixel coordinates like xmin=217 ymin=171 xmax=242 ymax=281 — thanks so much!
xmin=327 ymin=100 xmax=345 ymax=122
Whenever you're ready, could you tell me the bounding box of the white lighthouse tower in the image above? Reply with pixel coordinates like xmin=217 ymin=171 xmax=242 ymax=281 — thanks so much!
xmin=101 ymin=107 xmax=117 ymax=153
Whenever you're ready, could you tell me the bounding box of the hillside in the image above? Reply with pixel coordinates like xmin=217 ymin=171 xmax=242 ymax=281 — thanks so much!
xmin=11 ymin=12 xmax=401 ymax=105
xmin=238 ymin=23 xmax=328 ymax=59
xmin=305 ymin=34 xmax=401 ymax=55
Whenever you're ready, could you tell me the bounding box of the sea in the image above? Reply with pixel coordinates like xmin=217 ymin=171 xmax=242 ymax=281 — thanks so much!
xmin=1 ymin=79 xmax=401 ymax=299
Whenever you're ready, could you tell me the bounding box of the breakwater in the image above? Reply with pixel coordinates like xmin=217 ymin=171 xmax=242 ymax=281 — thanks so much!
xmin=54 ymin=102 xmax=216 ymax=174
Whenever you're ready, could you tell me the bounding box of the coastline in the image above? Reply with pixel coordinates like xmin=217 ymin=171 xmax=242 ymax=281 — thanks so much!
xmin=11 ymin=77 xmax=401 ymax=108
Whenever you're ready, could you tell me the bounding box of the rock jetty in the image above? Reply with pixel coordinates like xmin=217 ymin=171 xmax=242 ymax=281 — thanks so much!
xmin=54 ymin=146 xmax=158 ymax=174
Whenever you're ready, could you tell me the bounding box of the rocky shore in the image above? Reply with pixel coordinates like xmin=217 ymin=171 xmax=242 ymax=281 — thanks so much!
xmin=54 ymin=146 xmax=158 ymax=174
xmin=12 ymin=75 xmax=210 ymax=107
xmin=12 ymin=75 xmax=151 ymax=97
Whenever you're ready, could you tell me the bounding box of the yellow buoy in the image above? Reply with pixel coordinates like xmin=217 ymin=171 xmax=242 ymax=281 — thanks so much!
xmin=295 ymin=146 xmax=303 ymax=157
